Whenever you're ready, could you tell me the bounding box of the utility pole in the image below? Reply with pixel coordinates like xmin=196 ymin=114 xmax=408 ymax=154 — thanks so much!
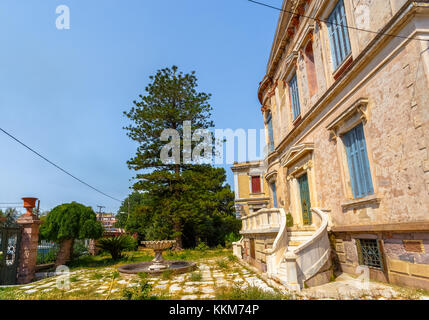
xmin=97 ymin=205 xmax=105 ymax=215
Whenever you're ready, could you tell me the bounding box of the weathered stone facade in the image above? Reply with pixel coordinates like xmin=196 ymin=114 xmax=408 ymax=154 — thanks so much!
xmin=248 ymin=0 xmax=429 ymax=290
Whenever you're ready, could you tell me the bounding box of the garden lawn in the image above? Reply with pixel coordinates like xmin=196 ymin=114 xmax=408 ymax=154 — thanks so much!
xmin=0 ymin=248 xmax=280 ymax=300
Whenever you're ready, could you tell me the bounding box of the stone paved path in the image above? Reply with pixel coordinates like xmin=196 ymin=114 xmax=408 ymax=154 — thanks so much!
xmin=5 ymin=258 xmax=428 ymax=300
xmin=8 ymin=258 xmax=276 ymax=300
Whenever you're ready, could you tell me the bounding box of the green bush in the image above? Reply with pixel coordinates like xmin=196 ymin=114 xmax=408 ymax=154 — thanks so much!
xmin=195 ymin=242 xmax=209 ymax=251
xmin=96 ymin=235 xmax=135 ymax=260
xmin=224 ymin=232 xmax=241 ymax=249
xmin=72 ymin=240 xmax=89 ymax=260
xmin=36 ymin=247 xmax=59 ymax=265
xmin=216 ymin=258 xmax=228 ymax=269
xmin=121 ymin=273 xmax=159 ymax=300
xmin=286 ymin=212 xmax=294 ymax=228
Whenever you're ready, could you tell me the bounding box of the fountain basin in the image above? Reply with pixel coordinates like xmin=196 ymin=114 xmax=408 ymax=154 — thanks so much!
xmin=118 ymin=260 xmax=196 ymax=276
xmin=118 ymin=239 xmax=196 ymax=275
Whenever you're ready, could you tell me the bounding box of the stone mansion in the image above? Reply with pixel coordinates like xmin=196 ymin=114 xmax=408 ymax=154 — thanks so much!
xmin=232 ymin=0 xmax=429 ymax=291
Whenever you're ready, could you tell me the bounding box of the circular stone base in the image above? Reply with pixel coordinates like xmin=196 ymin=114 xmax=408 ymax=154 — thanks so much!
xmin=118 ymin=260 xmax=197 ymax=276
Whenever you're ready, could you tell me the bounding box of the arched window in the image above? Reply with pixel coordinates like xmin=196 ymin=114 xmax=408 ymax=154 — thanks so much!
xmin=304 ymin=41 xmax=318 ymax=97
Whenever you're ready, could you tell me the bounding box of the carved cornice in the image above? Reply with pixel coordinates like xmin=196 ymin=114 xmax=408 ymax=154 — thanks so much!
xmin=326 ymin=98 xmax=369 ymax=140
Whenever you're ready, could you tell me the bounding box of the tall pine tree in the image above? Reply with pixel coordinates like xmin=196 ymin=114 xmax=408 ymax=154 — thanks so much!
xmin=124 ymin=66 xmax=215 ymax=249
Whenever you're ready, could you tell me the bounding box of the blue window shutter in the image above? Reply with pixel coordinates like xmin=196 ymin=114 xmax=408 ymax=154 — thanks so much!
xmin=356 ymin=124 xmax=374 ymax=195
xmin=328 ymin=0 xmax=351 ymax=70
xmin=271 ymin=183 xmax=278 ymax=208
xmin=267 ymin=112 xmax=274 ymax=152
xmin=289 ymin=73 xmax=301 ymax=120
xmin=344 ymin=124 xmax=374 ymax=198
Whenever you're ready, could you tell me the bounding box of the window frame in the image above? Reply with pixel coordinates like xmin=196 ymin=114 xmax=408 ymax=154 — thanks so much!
xmin=343 ymin=123 xmax=374 ymax=199
xmin=270 ymin=182 xmax=278 ymax=208
xmin=327 ymin=0 xmax=352 ymax=71
xmin=289 ymin=73 xmax=301 ymax=121
xmin=250 ymin=176 xmax=262 ymax=194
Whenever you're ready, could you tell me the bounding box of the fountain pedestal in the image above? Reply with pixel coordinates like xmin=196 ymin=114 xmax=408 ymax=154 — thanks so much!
xmin=141 ymin=240 xmax=176 ymax=271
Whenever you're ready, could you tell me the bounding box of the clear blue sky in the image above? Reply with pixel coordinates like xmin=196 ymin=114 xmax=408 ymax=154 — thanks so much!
xmin=0 ymin=0 xmax=280 ymax=213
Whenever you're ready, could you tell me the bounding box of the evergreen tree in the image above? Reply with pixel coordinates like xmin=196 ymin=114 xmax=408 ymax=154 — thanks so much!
xmin=123 ymin=165 xmax=241 ymax=248
xmin=115 ymin=191 xmax=148 ymax=229
xmin=124 ymin=66 xmax=214 ymax=249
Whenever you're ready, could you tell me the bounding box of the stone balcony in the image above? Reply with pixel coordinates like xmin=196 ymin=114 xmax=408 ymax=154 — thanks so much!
xmin=240 ymin=208 xmax=282 ymax=235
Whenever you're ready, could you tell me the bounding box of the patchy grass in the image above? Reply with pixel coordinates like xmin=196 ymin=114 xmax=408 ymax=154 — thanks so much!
xmin=216 ymin=258 xmax=229 ymax=269
xmin=161 ymin=269 xmax=174 ymax=280
xmin=215 ymin=285 xmax=293 ymax=300
xmin=90 ymin=272 xmax=104 ymax=280
xmin=190 ymin=271 xmax=203 ymax=282
xmin=227 ymin=254 xmax=238 ymax=262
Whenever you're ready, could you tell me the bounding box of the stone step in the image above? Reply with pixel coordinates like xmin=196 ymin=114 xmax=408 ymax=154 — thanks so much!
xmin=287 ymin=240 xmax=303 ymax=247
xmin=289 ymin=235 xmax=312 ymax=242
xmin=287 ymin=245 xmax=300 ymax=252
xmin=287 ymin=226 xmax=317 ymax=232
xmin=289 ymin=231 xmax=314 ymax=237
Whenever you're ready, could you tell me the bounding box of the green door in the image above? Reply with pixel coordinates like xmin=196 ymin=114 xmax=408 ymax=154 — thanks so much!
xmin=298 ymin=174 xmax=312 ymax=225
xmin=0 ymin=226 xmax=21 ymax=285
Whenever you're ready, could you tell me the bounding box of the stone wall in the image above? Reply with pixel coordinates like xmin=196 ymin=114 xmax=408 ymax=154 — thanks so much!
xmin=333 ymin=231 xmax=429 ymax=290
xmin=242 ymin=234 xmax=276 ymax=273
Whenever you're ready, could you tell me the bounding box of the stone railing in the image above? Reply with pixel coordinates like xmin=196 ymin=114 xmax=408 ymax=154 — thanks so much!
xmin=264 ymin=208 xmax=288 ymax=277
xmin=283 ymin=208 xmax=331 ymax=290
xmin=240 ymin=208 xmax=282 ymax=234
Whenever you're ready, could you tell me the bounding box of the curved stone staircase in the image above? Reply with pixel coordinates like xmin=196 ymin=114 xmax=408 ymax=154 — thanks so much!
xmin=268 ymin=208 xmax=331 ymax=291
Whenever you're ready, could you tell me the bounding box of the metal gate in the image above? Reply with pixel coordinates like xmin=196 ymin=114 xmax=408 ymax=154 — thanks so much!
xmin=0 ymin=225 xmax=21 ymax=285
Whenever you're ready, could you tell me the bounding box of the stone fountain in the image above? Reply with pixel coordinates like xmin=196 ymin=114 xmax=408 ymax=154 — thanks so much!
xmin=142 ymin=240 xmax=176 ymax=271
xmin=117 ymin=240 xmax=196 ymax=276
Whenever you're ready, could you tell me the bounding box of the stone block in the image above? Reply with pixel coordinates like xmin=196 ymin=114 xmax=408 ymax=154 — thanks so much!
xmin=409 ymin=263 xmax=429 ymax=279
xmin=388 ymin=258 xmax=409 ymax=275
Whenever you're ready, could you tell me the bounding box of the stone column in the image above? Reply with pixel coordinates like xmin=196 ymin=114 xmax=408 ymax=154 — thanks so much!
xmin=17 ymin=215 xmax=42 ymax=284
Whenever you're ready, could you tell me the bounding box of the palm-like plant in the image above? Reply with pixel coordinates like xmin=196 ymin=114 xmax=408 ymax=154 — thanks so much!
xmin=96 ymin=235 xmax=135 ymax=260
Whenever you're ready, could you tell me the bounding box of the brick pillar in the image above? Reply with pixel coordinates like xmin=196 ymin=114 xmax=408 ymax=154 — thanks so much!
xmin=88 ymin=239 xmax=100 ymax=256
xmin=16 ymin=197 xmax=43 ymax=284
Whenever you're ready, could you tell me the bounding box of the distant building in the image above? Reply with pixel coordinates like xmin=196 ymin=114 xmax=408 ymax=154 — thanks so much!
xmin=232 ymin=160 xmax=271 ymax=218
xmin=96 ymin=213 xmax=123 ymax=236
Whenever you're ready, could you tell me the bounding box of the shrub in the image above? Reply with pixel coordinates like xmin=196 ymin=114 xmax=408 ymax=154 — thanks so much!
xmin=216 ymin=258 xmax=228 ymax=269
xmin=96 ymin=235 xmax=135 ymax=260
xmin=72 ymin=240 xmax=89 ymax=260
xmin=224 ymin=232 xmax=241 ymax=249
xmin=121 ymin=273 xmax=159 ymax=300
xmin=227 ymin=254 xmax=237 ymax=262
xmin=36 ymin=247 xmax=59 ymax=265
xmin=195 ymin=242 xmax=209 ymax=251
xmin=286 ymin=212 xmax=294 ymax=228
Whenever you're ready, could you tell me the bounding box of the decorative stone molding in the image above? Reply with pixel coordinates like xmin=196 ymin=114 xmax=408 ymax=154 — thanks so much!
xmin=280 ymin=143 xmax=314 ymax=168
xmin=341 ymin=194 xmax=382 ymax=210
xmin=326 ymin=98 xmax=369 ymax=140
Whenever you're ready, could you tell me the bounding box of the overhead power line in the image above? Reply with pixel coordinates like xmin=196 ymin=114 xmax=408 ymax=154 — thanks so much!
xmin=0 ymin=127 xmax=122 ymax=203
xmin=248 ymin=0 xmax=428 ymax=42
